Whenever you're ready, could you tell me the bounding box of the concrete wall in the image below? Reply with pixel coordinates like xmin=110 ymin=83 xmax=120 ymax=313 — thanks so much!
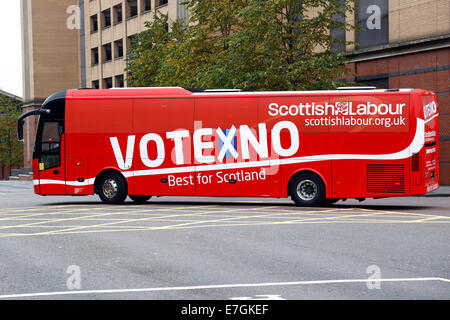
xmin=389 ymin=0 xmax=450 ymax=43
xmin=21 ymin=0 xmax=81 ymax=102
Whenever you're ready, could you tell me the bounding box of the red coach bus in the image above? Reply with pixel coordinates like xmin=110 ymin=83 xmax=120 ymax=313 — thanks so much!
xmin=18 ymin=87 xmax=439 ymax=205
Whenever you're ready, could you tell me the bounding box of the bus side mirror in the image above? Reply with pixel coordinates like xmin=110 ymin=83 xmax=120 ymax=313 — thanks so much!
xmin=17 ymin=109 xmax=51 ymax=141
xmin=18 ymin=119 xmax=24 ymax=141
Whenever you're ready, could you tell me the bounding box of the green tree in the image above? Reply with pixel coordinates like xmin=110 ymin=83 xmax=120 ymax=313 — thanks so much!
xmin=0 ymin=93 xmax=23 ymax=178
xmin=126 ymin=0 xmax=356 ymax=91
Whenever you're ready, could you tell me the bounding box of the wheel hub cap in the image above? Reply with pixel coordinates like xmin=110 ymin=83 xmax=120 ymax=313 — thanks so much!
xmin=297 ymin=180 xmax=317 ymax=201
xmin=103 ymin=178 xmax=118 ymax=199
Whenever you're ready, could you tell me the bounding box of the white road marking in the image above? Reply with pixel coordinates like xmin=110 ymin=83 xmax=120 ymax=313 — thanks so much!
xmin=0 ymin=277 xmax=448 ymax=299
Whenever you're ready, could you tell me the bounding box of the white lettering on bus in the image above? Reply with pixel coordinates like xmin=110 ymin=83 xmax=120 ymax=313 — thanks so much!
xmin=268 ymin=102 xmax=406 ymax=117
xmin=109 ymin=121 xmax=300 ymax=170
xmin=193 ymin=128 xmax=215 ymax=164
xmin=166 ymin=130 xmax=190 ymax=165
xmin=140 ymin=133 xmax=165 ymax=168
xmin=240 ymin=124 xmax=268 ymax=160
xmin=423 ymin=101 xmax=437 ymax=120
xmin=271 ymin=121 xmax=299 ymax=157
xmin=110 ymin=135 xmax=135 ymax=170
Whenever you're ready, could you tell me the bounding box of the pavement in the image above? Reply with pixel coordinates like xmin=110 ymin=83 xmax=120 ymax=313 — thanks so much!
xmin=0 ymin=179 xmax=448 ymax=300
xmin=413 ymin=185 xmax=450 ymax=197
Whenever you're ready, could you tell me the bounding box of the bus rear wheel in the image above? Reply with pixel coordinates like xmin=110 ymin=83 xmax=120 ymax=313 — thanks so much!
xmin=98 ymin=172 xmax=128 ymax=204
xmin=129 ymin=195 xmax=152 ymax=203
xmin=289 ymin=172 xmax=326 ymax=207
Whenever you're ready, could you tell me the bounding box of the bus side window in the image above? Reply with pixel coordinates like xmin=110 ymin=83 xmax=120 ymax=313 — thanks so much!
xmin=40 ymin=121 xmax=63 ymax=170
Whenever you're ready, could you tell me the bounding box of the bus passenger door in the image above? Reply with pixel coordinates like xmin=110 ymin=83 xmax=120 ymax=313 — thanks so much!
xmin=38 ymin=120 xmax=66 ymax=195
xmin=70 ymin=157 xmax=89 ymax=195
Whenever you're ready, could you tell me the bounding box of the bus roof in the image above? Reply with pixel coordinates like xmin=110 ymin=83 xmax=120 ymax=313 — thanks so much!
xmin=66 ymin=87 xmax=427 ymax=100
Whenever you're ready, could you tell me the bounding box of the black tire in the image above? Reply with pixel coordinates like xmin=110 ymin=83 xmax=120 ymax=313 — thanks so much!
xmin=289 ymin=172 xmax=326 ymax=207
xmin=97 ymin=172 xmax=128 ymax=204
xmin=129 ymin=195 xmax=152 ymax=203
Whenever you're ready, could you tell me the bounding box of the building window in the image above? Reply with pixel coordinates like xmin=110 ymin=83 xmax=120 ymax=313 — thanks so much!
xmin=115 ymin=75 xmax=125 ymax=88
xmin=127 ymin=35 xmax=137 ymax=54
xmin=114 ymin=4 xmax=123 ymax=24
xmin=126 ymin=0 xmax=138 ymax=19
xmin=114 ymin=39 xmax=124 ymax=59
xmin=331 ymin=0 xmax=346 ymax=53
xmin=101 ymin=9 xmax=111 ymax=29
xmin=103 ymin=43 xmax=112 ymax=62
xmin=156 ymin=0 xmax=168 ymax=7
xmin=142 ymin=0 xmax=151 ymax=12
xmin=92 ymin=80 xmax=100 ymax=89
xmin=91 ymin=47 xmax=99 ymax=65
xmin=358 ymin=77 xmax=389 ymax=89
xmin=103 ymin=77 xmax=113 ymax=89
xmin=90 ymin=14 xmax=98 ymax=33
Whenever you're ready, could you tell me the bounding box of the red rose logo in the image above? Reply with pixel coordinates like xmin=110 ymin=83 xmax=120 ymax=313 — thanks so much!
xmin=335 ymin=102 xmax=350 ymax=114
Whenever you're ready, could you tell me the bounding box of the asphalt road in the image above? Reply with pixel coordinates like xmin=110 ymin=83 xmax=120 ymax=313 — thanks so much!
xmin=0 ymin=181 xmax=448 ymax=300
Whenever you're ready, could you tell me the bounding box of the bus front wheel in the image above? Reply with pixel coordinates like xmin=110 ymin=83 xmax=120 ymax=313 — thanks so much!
xmin=98 ymin=172 xmax=128 ymax=204
xmin=289 ymin=172 xmax=326 ymax=207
